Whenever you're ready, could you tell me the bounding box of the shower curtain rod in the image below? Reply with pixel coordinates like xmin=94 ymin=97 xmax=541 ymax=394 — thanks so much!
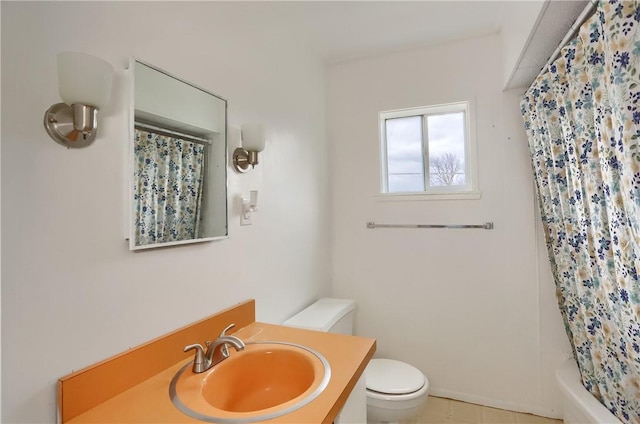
xmin=543 ymin=0 xmax=598 ymax=71
xmin=134 ymin=122 xmax=212 ymax=145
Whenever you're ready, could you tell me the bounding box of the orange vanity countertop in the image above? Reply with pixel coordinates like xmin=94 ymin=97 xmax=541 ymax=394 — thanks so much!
xmin=60 ymin=301 xmax=376 ymax=424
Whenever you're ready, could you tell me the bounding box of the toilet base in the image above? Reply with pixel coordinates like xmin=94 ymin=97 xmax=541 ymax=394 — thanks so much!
xmin=366 ymin=398 xmax=426 ymax=424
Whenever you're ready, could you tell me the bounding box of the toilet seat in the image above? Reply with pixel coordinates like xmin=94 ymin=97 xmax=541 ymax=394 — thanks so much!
xmin=365 ymin=359 xmax=426 ymax=397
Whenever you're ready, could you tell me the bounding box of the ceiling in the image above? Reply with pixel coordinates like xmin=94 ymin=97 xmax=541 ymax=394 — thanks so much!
xmin=265 ymin=1 xmax=506 ymax=64
xmin=261 ymin=0 xmax=593 ymax=90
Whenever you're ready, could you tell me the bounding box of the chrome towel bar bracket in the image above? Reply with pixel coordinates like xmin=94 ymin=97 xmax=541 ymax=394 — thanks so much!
xmin=366 ymin=222 xmax=494 ymax=230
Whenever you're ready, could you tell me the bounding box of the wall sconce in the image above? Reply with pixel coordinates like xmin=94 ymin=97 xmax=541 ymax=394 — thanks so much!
xmin=240 ymin=190 xmax=259 ymax=226
xmin=44 ymin=52 xmax=114 ymax=148
xmin=233 ymin=123 xmax=266 ymax=172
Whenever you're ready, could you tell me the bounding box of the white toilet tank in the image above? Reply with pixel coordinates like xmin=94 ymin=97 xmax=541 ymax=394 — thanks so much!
xmin=282 ymin=298 xmax=364 ymax=424
xmin=282 ymin=298 xmax=355 ymax=335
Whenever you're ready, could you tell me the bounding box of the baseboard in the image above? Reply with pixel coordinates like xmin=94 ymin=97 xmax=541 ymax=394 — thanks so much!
xmin=428 ymin=387 xmax=563 ymax=420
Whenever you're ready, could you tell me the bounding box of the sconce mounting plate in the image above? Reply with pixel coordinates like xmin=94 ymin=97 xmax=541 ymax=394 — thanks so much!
xmin=232 ymin=148 xmax=251 ymax=173
xmin=44 ymin=102 xmax=97 ymax=148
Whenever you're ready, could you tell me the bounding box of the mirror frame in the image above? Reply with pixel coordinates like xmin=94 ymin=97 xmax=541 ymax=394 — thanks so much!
xmin=126 ymin=57 xmax=229 ymax=250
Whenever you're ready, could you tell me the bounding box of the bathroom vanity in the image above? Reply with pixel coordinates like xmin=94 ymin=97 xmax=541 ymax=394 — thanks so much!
xmin=57 ymin=300 xmax=376 ymax=423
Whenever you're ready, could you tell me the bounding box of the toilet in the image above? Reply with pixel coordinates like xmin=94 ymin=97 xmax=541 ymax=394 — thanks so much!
xmin=283 ymin=298 xmax=429 ymax=424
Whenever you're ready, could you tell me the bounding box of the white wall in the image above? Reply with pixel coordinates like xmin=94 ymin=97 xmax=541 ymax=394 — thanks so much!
xmin=327 ymin=34 xmax=572 ymax=417
xmin=1 ymin=2 xmax=331 ymax=423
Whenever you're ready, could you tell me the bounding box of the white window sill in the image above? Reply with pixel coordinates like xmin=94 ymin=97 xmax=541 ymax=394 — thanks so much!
xmin=375 ymin=190 xmax=482 ymax=201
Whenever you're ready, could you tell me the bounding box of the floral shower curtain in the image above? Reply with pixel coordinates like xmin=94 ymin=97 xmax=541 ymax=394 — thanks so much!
xmin=521 ymin=1 xmax=640 ymax=422
xmin=134 ymin=129 xmax=205 ymax=245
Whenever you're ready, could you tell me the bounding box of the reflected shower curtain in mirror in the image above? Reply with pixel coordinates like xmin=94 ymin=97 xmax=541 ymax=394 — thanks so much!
xmin=521 ymin=1 xmax=640 ymax=422
xmin=134 ymin=129 xmax=205 ymax=245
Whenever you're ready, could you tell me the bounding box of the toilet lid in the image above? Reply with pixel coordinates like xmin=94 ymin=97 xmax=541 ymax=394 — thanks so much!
xmin=365 ymin=359 xmax=426 ymax=395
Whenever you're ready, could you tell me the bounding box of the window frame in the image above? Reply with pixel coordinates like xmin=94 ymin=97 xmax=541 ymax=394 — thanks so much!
xmin=378 ymin=101 xmax=480 ymax=201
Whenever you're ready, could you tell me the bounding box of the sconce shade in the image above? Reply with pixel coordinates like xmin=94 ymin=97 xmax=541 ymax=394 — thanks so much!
xmin=241 ymin=123 xmax=266 ymax=152
xmin=57 ymin=52 xmax=114 ymax=109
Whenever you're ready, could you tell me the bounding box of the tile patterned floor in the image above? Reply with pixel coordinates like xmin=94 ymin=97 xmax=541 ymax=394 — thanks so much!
xmin=404 ymin=396 xmax=562 ymax=424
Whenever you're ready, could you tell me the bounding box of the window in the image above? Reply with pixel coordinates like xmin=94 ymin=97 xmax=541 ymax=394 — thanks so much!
xmin=379 ymin=101 xmax=478 ymax=199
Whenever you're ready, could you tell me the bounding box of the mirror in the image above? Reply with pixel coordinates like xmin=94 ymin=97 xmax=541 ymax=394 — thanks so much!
xmin=128 ymin=58 xmax=228 ymax=250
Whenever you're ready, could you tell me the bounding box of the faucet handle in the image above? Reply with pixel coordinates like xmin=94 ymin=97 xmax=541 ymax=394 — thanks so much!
xmin=219 ymin=324 xmax=236 ymax=358
xmin=184 ymin=344 xmax=206 ymax=373
xmin=220 ymin=323 xmax=235 ymax=337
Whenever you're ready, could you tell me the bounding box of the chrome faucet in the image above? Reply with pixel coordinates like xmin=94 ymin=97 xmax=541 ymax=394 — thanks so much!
xmin=183 ymin=324 xmax=245 ymax=373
